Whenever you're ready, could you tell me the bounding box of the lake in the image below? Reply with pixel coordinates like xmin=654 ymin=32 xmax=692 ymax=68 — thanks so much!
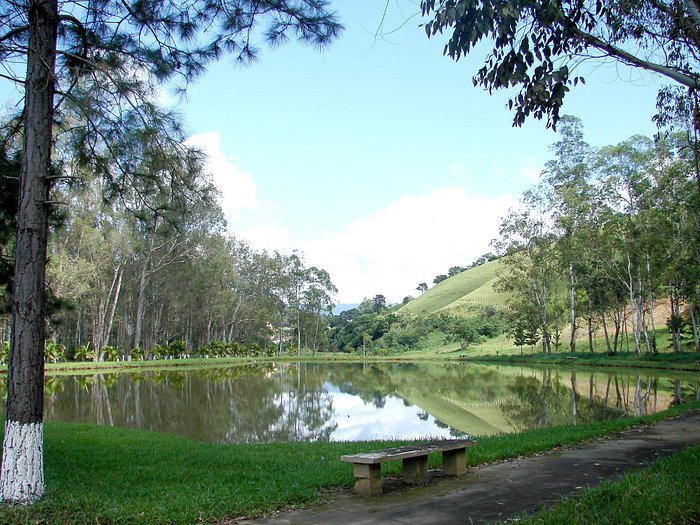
xmin=5 ymin=362 xmax=698 ymax=443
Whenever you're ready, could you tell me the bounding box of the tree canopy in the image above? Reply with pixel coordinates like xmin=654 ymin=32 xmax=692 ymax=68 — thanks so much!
xmin=421 ymin=0 xmax=700 ymax=129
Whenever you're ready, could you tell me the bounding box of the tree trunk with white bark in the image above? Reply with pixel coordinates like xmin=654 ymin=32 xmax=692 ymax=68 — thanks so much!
xmin=1 ymin=0 xmax=58 ymax=503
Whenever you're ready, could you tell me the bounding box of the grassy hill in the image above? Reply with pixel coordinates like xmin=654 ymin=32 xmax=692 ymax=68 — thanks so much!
xmin=399 ymin=258 xmax=510 ymax=317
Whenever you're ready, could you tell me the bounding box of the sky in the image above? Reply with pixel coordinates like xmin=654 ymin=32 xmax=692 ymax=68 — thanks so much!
xmin=176 ymin=1 xmax=665 ymax=304
xmin=1 ymin=1 xmax=667 ymax=304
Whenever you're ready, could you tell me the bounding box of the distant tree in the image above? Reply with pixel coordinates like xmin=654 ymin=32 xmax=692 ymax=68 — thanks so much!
xmin=494 ymin=186 xmax=561 ymax=354
xmin=512 ymin=323 xmax=528 ymax=355
xmin=433 ymin=274 xmax=448 ymax=285
xmin=524 ymin=326 xmax=541 ymax=352
xmin=402 ymin=296 xmax=413 ymax=305
xmin=448 ymin=266 xmax=466 ymax=276
xmin=543 ymin=116 xmax=594 ymax=354
xmin=446 ymin=318 xmax=480 ymax=350
xmin=361 ymin=332 xmax=372 ymax=356
xmin=416 ymin=282 xmax=428 ymax=293
xmin=338 ymin=308 xmax=360 ymax=325
xmin=469 ymin=253 xmax=497 ymax=268
xmin=372 ymin=294 xmax=387 ymax=312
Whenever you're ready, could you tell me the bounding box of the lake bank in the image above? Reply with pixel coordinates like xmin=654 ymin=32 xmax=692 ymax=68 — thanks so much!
xmin=2 ymin=345 xmax=698 ymax=376
xmin=462 ymin=350 xmax=700 ymax=373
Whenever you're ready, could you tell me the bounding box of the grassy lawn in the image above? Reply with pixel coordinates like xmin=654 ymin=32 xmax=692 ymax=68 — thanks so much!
xmin=1 ymin=402 xmax=697 ymax=524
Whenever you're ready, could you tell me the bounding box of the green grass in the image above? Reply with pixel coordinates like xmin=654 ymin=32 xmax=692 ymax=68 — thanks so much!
xmin=465 ymin=349 xmax=700 ymax=372
xmin=513 ymin=444 xmax=700 ymax=525
xmin=3 ymin=423 xmax=392 ymax=524
xmin=400 ymin=259 xmax=506 ymax=316
xmin=468 ymin=402 xmax=697 ymax=466
xmin=1 ymin=402 xmax=697 ymax=524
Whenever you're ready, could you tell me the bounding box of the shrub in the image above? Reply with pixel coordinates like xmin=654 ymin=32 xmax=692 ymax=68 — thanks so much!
xmin=45 ymin=341 xmax=66 ymax=363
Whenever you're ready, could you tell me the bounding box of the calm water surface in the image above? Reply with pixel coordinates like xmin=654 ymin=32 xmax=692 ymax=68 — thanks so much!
xmin=4 ymin=362 xmax=698 ymax=443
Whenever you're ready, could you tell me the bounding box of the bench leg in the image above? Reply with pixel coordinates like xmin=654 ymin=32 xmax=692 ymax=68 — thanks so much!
xmin=402 ymin=456 xmax=428 ymax=485
xmin=352 ymin=463 xmax=382 ymax=496
xmin=443 ymin=448 xmax=467 ymax=476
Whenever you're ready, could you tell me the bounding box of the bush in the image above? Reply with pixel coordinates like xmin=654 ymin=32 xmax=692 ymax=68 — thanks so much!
xmin=167 ymin=340 xmax=188 ymax=358
xmin=45 ymin=341 xmax=67 ymax=363
xmin=101 ymin=345 xmax=119 ymax=361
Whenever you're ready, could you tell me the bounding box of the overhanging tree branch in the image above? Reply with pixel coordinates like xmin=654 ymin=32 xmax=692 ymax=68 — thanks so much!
xmin=575 ymin=29 xmax=700 ymax=89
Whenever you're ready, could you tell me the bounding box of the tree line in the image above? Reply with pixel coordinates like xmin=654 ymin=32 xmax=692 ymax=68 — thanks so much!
xmin=495 ymin=117 xmax=700 ymax=355
xmin=0 ymin=164 xmax=336 ymax=361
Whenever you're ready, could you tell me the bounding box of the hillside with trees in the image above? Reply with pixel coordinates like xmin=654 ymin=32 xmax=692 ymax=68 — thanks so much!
xmin=494 ymin=117 xmax=699 ymax=355
xmin=328 ymin=119 xmax=700 ymax=358
xmin=6 ymin=115 xmax=694 ymax=362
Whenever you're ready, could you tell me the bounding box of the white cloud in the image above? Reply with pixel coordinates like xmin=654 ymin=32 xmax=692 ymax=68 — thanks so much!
xmin=299 ymin=187 xmax=517 ymax=304
xmin=238 ymin=220 xmax=295 ymax=254
xmin=186 ymin=132 xmax=258 ymax=226
xmin=182 ymin=134 xmax=520 ymax=304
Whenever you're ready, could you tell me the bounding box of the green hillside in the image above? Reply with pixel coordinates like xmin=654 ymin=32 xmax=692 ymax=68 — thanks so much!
xmin=400 ymin=259 xmax=509 ymax=317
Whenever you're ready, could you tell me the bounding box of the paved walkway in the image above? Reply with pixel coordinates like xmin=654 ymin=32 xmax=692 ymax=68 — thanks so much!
xmin=242 ymin=410 xmax=700 ymax=525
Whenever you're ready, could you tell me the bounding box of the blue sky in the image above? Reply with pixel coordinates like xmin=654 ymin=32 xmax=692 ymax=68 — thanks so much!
xmin=1 ymin=2 xmax=666 ymax=304
xmin=178 ymin=1 xmax=663 ymax=303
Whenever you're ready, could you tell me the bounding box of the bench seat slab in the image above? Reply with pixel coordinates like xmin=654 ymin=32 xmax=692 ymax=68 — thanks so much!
xmin=340 ymin=439 xmax=475 ymax=465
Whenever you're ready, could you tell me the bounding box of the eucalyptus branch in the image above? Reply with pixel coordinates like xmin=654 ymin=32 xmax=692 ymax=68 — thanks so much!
xmin=575 ymin=28 xmax=700 ymax=88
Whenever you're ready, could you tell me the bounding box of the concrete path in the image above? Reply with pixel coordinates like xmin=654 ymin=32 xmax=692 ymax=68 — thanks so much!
xmin=242 ymin=410 xmax=700 ymax=525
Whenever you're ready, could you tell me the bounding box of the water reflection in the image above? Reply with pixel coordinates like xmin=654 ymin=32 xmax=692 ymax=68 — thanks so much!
xmin=0 ymin=362 xmax=697 ymax=443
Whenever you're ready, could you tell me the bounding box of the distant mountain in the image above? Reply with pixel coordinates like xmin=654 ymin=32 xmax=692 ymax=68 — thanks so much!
xmin=332 ymin=303 xmax=360 ymax=315
xmin=399 ymin=258 xmax=510 ymax=317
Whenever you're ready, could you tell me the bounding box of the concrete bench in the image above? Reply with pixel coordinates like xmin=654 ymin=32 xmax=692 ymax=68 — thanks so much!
xmin=340 ymin=438 xmax=476 ymax=496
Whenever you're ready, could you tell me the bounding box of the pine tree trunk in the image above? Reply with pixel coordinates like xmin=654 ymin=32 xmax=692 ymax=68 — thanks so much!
xmin=669 ymin=281 xmax=682 ymax=353
xmin=570 ymin=371 xmax=578 ymax=425
xmin=600 ymin=307 xmax=613 ymax=355
xmin=104 ymin=265 xmax=123 ymax=351
xmin=1 ymin=0 xmax=58 ymax=503
xmin=92 ymin=296 xmax=106 ymax=360
xmin=626 ymin=251 xmax=641 ymax=354
xmin=612 ymin=310 xmax=621 ymax=353
xmin=638 ymin=268 xmax=652 ymax=354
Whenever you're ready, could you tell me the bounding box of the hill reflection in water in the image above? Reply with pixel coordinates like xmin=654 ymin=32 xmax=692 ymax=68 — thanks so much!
xmin=3 ymin=362 xmax=695 ymax=443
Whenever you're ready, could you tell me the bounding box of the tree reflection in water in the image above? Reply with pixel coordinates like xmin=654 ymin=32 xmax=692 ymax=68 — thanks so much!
xmin=39 ymin=364 xmax=337 ymax=443
xmin=0 ymin=362 xmax=695 ymax=441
